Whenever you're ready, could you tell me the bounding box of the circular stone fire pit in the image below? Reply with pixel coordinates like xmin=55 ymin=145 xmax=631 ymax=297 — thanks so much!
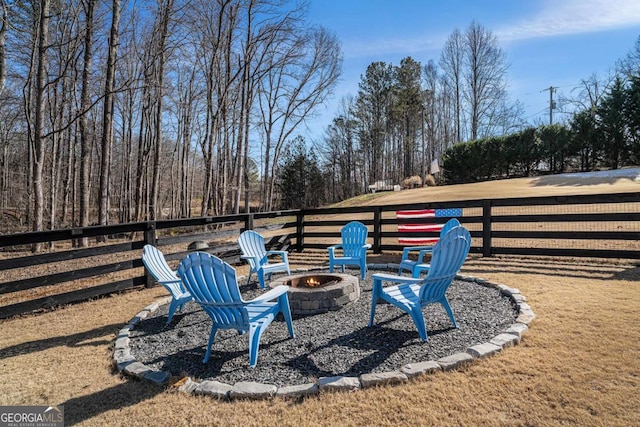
xmin=269 ymin=273 xmax=360 ymax=315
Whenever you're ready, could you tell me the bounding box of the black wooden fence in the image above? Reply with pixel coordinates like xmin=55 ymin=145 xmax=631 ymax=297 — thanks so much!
xmin=1 ymin=192 xmax=638 ymax=319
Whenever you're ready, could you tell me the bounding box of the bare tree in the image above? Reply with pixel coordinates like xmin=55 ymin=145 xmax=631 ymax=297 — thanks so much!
xmin=258 ymin=25 xmax=341 ymax=210
xmin=422 ymin=60 xmax=439 ymax=175
xmin=440 ymin=28 xmax=464 ymax=143
xmin=618 ymin=34 xmax=640 ymax=78
xmin=98 ymin=0 xmax=121 ymax=230
xmin=322 ymin=95 xmax=361 ymax=201
xmin=78 ymin=0 xmax=96 ymax=246
xmin=462 ymin=21 xmax=508 ymax=141
xmin=0 ymin=0 xmax=7 ymax=96
xmin=30 ymin=0 xmax=50 ymax=249
xmin=149 ymin=0 xmax=174 ymax=220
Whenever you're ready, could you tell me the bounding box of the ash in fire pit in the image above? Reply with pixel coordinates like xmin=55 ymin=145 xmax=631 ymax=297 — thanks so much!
xmin=269 ymin=273 xmax=360 ymax=316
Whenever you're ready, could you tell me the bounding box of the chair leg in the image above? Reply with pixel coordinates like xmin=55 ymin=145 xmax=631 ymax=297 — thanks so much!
xmin=248 ymin=325 xmax=265 ymax=367
xmin=398 ymin=263 xmax=412 ymax=276
xmin=440 ymin=298 xmax=459 ymax=329
xmin=166 ymin=298 xmax=180 ymax=324
xmin=409 ymin=306 xmax=428 ymax=341
xmin=203 ymin=327 xmax=218 ymax=363
xmin=279 ymin=294 xmax=295 ymax=338
xmin=368 ymin=279 xmax=382 ymax=327
xmin=257 ymin=270 xmax=266 ymax=289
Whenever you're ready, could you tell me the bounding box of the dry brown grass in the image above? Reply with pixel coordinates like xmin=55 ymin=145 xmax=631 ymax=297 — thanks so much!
xmin=1 ymin=174 xmax=640 ymax=426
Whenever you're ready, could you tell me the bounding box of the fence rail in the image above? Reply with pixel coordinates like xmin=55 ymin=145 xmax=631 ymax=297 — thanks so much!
xmin=1 ymin=192 xmax=638 ymax=319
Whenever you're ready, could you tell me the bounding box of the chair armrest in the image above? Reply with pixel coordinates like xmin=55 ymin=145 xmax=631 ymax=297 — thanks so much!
xmin=401 ymin=245 xmax=434 ymax=260
xmin=241 ymin=255 xmax=257 ymax=267
xmin=416 ymin=248 xmax=434 ymax=262
xmin=372 ymin=273 xmax=423 ymax=285
xmin=248 ymin=285 xmax=290 ymax=303
xmin=358 ymin=244 xmax=371 ymax=256
xmin=157 ymin=276 xmax=182 ymax=285
xmin=266 ymin=250 xmax=289 ymax=262
xmin=327 ymin=244 xmax=342 ymax=256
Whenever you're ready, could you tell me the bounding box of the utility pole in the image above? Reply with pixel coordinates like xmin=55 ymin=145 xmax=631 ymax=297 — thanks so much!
xmin=542 ymin=86 xmax=557 ymax=124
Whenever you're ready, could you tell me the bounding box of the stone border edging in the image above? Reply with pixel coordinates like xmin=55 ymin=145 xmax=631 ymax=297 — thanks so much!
xmin=113 ymin=264 xmax=535 ymax=400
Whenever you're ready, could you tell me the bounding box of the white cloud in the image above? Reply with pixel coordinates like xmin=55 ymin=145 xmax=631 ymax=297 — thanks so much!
xmin=496 ymin=0 xmax=640 ymax=41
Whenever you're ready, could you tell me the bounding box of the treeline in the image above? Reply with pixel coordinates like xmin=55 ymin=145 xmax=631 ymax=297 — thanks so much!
xmin=309 ymin=28 xmax=640 ymax=207
xmin=316 ymin=22 xmax=524 ymax=204
xmin=443 ymin=70 xmax=640 ymax=184
xmin=0 ymin=0 xmax=341 ymax=236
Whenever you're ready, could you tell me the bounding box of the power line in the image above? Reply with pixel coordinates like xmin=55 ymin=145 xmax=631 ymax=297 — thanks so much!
xmin=525 ymin=107 xmax=549 ymax=121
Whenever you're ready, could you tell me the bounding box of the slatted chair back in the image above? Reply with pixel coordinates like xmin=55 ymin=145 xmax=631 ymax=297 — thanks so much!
xmin=142 ymin=245 xmax=192 ymax=324
xmin=238 ymin=230 xmax=290 ymax=288
xmin=238 ymin=230 xmax=268 ymax=269
xmin=340 ymin=221 xmax=369 ymax=257
xmin=328 ymin=221 xmax=371 ymax=279
xmin=178 ymin=252 xmax=249 ymax=330
xmin=142 ymin=245 xmax=181 ymax=286
xmin=418 ymin=226 xmax=471 ymax=306
xmin=398 ymin=218 xmax=461 ymax=276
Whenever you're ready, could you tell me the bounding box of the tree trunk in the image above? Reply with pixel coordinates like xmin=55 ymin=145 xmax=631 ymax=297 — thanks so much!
xmin=98 ymin=0 xmax=121 ymax=232
xmin=78 ymin=0 xmax=96 ymax=246
xmin=32 ymin=0 xmax=50 ymax=252
xmin=0 ymin=0 xmax=7 ymax=96
xmin=150 ymin=0 xmax=174 ymax=220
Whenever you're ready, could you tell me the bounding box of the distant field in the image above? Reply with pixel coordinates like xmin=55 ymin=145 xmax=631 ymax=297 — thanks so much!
xmin=357 ymin=168 xmax=640 ymax=206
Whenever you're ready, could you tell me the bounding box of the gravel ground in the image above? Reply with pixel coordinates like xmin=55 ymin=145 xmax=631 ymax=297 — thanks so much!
xmin=128 ymin=268 xmax=517 ymax=387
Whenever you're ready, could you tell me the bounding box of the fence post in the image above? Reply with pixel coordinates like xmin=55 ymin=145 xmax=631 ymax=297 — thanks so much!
xmin=373 ymin=207 xmax=382 ymax=254
xmin=482 ymin=200 xmax=492 ymax=257
xmin=296 ymin=211 xmax=304 ymax=252
xmin=144 ymin=221 xmax=157 ymax=287
xmin=244 ymin=214 xmax=254 ymax=232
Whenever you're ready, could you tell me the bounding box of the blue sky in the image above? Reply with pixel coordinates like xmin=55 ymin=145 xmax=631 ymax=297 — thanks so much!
xmin=301 ymin=0 xmax=640 ymax=143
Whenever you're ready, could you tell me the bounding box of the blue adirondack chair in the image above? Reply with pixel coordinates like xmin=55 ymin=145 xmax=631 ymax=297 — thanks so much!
xmin=142 ymin=245 xmax=193 ymax=324
xmin=177 ymin=252 xmax=295 ymax=367
xmin=369 ymin=226 xmax=471 ymax=341
xmin=327 ymin=221 xmax=371 ymax=279
xmin=398 ymin=218 xmax=461 ymax=277
xmin=238 ymin=230 xmax=291 ymax=289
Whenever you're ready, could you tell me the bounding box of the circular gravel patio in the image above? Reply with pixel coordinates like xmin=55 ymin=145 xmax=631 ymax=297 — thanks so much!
xmin=115 ymin=264 xmax=533 ymax=399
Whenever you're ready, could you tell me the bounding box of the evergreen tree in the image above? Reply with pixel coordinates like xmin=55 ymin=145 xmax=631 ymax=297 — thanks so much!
xmin=276 ymin=137 xmax=324 ymax=209
xmin=355 ymin=61 xmax=394 ymax=184
xmin=624 ymin=75 xmax=640 ymax=163
xmin=392 ymin=56 xmax=423 ymax=179
xmin=569 ymin=110 xmax=600 ymax=171
xmin=597 ymin=77 xmax=629 ymax=169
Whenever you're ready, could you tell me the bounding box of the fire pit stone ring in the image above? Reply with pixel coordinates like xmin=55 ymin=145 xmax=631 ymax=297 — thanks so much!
xmin=268 ymin=272 xmax=360 ymax=316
